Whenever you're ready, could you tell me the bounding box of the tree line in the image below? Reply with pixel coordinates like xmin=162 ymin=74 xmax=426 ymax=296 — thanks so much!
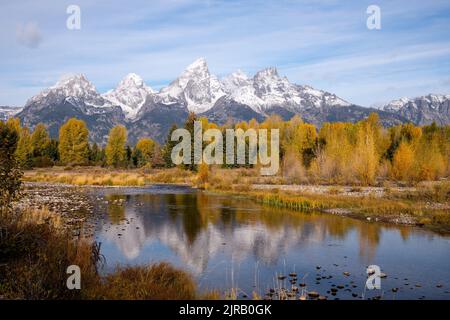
xmin=169 ymin=112 xmax=450 ymax=185
xmin=1 ymin=113 xmax=449 ymax=185
xmin=3 ymin=117 xmax=163 ymax=169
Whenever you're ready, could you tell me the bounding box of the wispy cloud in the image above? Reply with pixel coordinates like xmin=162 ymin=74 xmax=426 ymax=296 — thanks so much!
xmin=16 ymin=22 xmax=43 ymax=49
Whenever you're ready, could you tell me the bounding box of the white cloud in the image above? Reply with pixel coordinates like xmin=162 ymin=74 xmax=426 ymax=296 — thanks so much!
xmin=16 ymin=22 xmax=43 ymax=49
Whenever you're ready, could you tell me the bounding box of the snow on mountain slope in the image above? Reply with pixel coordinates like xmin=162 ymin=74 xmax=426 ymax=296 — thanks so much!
xmin=383 ymin=94 xmax=450 ymax=125
xmin=158 ymin=58 xmax=226 ymax=113
xmin=13 ymin=58 xmax=450 ymax=145
xmin=383 ymin=94 xmax=450 ymax=112
xmin=103 ymin=73 xmax=154 ymax=119
xmin=222 ymin=66 xmax=350 ymax=114
xmin=23 ymin=60 xmax=350 ymax=119
xmin=25 ymin=74 xmax=112 ymax=111
xmin=0 ymin=106 xmax=22 ymax=121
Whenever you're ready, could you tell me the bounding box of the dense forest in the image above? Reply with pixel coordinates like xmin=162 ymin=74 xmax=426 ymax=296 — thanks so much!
xmin=2 ymin=112 xmax=449 ymax=186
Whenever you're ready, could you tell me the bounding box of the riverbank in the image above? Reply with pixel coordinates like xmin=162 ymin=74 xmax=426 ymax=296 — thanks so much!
xmin=0 ymin=205 xmax=218 ymax=300
xmin=216 ymin=188 xmax=450 ymax=234
xmin=24 ymin=167 xmax=196 ymax=186
xmin=21 ymin=166 xmax=450 ymax=234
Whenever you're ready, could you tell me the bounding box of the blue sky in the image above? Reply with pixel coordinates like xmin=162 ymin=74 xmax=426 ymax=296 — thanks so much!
xmin=1 ymin=0 xmax=450 ymax=107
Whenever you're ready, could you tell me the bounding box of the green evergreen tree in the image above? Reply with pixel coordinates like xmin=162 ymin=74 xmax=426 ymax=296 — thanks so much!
xmin=162 ymin=124 xmax=178 ymax=168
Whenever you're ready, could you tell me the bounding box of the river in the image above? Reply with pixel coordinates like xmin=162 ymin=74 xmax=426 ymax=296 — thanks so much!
xmin=86 ymin=184 xmax=450 ymax=300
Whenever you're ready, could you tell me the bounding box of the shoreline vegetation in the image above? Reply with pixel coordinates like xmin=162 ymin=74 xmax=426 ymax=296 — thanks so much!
xmin=0 ymin=207 xmax=218 ymax=300
xmin=22 ymin=166 xmax=450 ymax=233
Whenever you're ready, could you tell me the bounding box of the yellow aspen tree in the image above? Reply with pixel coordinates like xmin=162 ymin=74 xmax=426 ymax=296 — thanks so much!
xmin=6 ymin=117 xmax=20 ymax=133
xmin=354 ymin=123 xmax=378 ymax=185
xmin=414 ymin=138 xmax=446 ymax=181
xmin=59 ymin=118 xmax=90 ymax=165
xmin=106 ymin=125 xmax=127 ymax=167
xmin=15 ymin=127 xmax=32 ymax=168
xmin=391 ymin=140 xmax=414 ymax=181
xmin=135 ymin=138 xmax=156 ymax=166
xmin=31 ymin=123 xmax=50 ymax=157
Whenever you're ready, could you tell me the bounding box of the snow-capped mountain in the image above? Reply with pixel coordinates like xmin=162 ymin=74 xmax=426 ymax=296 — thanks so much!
xmin=222 ymin=66 xmax=350 ymax=115
xmin=383 ymin=94 xmax=450 ymax=125
xmin=103 ymin=73 xmax=154 ymax=119
xmin=158 ymin=58 xmax=226 ymax=113
xmin=0 ymin=106 xmax=22 ymax=121
xmin=17 ymin=74 xmax=124 ymax=143
xmin=26 ymin=74 xmax=112 ymax=111
xmin=11 ymin=58 xmax=449 ymax=144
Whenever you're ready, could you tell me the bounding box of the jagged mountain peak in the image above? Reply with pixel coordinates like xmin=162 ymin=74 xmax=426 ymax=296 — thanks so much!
xmin=158 ymin=58 xmax=225 ymax=113
xmin=383 ymin=94 xmax=450 ymax=111
xmin=103 ymin=73 xmax=154 ymax=119
xmin=177 ymin=57 xmax=211 ymax=89
xmin=254 ymin=67 xmax=279 ymax=80
xmin=231 ymin=69 xmax=248 ymax=79
xmin=222 ymin=69 xmax=250 ymax=93
xmin=118 ymin=73 xmax=148 ymax=89
xmin=383 ymin=93 xmax=450 ymax=125
xmin=51 ymin=73 xmax=97 ymax=96
xmin=185 ymin=57 xmax=208 ymax=72
xmin=26 ymin=73 xmax=105 ymax=108
xmin=54 ymin=73 xmax=89 ymax=86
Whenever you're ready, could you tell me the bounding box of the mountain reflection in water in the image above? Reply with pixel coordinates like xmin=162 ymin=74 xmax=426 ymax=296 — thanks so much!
xmin=91 ymin=185 xmax=450 ymax=299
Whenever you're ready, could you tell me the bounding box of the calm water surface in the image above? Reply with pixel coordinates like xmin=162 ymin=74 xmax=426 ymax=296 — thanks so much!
xmin=87 ymin=185 xmax=450 ymax=300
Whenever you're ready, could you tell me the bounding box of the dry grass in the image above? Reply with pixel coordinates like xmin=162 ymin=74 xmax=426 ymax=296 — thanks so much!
xmin=0 ymin=207 xmax=212 ymax=300
xmin=24 ymin=166 xmax=196 ymax=186
xmin=0 ymin=208 xmax=97 ymax=299
xmin=201 ymin=168 xmax=449 ymax=231
xmin=211 ymin=188 xmax=450 ymax=232
xmin=88 ymin=263 xmax=196 ymax=300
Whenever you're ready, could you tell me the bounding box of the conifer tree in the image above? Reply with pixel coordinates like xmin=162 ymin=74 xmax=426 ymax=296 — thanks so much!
xmin=162 ymin=124 xmax=178 ymax=168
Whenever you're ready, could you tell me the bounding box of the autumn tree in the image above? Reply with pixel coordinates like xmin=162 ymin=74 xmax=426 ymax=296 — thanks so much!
xmin=282 ymin=116 xmax=317 ymax=167
xmin=0 ymin=121 xmax=22 ymax=210
xmin=413 ymin=126 xmax=446 ymax=181
xmin=7 ymin=119 xmax=33 ymax=169
xmin=391 ymin=140 xmax=414 ymax=181
xmin=312 ymin=122 xmax=354 ymax=183
xmin=353 ymin=122 xmax=378 ymax=185
xmin=31 ymin=123 xmax=50 ymax=157
xmin=6 ymin=117 xmax=20 ymax=132
xmin=105 ymin=125 xmax=127 ymax=168
xmin=59 ymin=118 xmax=90 ymax=165
xmin=30 ymin=123 xmax=52 ymax=166
xmin=15 ymin=127 xmax=33 ymax=169
xmin=133 ymin=138 xmax=157 ymax=167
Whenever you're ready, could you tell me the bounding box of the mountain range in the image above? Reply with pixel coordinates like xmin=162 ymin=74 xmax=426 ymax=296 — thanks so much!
xmin=6 ymin=58 xmax=450 ymax=144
